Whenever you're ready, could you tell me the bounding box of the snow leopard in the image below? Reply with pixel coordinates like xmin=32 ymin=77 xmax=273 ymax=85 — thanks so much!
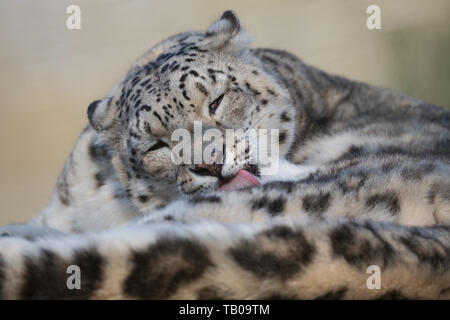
xmin=0 ymin=11 xmax=449 ymax=299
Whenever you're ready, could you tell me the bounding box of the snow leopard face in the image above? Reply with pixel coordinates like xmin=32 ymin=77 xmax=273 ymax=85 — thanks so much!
xmin=87 ymin=11 xmax=296 ymax=210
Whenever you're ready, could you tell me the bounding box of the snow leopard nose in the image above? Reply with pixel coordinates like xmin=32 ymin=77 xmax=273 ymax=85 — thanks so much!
xmin=188 ymin=146 xmax=224 ymax=178
xmin=190 ymin=163 xmax=223 ymax=178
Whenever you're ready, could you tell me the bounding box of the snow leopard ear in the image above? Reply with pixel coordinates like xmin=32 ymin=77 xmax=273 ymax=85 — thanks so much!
xmin=204 ymin=11 xmax=252 ymax=52
xmin=87 ymin=97 xmax=117 ymax=132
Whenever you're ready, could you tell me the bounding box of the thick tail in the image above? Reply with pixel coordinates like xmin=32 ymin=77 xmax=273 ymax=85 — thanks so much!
xmin=0 ymin=218 xmax=449 ymax=299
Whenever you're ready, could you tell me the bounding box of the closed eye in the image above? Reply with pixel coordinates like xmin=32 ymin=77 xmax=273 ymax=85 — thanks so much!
xmin=209 ymin=94 xmax=224 ymax=115
xmin=147 ymin=140 xmax=169 ymax=152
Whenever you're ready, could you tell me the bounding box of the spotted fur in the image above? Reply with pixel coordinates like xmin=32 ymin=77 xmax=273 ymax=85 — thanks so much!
xmin=0 ymin=11 xmax=449 ymax=299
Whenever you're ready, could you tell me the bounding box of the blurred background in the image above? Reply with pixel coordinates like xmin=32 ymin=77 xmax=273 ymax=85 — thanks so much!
xmin=1 ymin=0 xmax=449 ymax=225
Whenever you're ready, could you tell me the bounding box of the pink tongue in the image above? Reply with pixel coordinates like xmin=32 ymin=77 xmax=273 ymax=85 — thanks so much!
xmin=218 ymin=170 xmax=260 ymax=191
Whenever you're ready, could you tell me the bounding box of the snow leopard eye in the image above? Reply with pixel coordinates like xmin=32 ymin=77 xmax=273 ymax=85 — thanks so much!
xmin=209 ymin=93 xmax=224 ymax=115
xmin=147 ymin=140 xmax=169 ymax=152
